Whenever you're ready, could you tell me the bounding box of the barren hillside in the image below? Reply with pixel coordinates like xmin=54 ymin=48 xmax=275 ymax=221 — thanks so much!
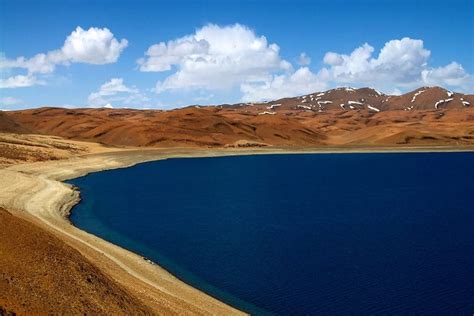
xmin=2 ymin=86 xmax=474 ymax=148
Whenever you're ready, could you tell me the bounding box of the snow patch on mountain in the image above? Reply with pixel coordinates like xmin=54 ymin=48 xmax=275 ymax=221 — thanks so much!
xmin=434 ymin=98 xmax=453 ymax=109
xmin=411 ymin=90 xmax=425 ymax=103
xmin=368 ymin=105 xmax=380 ymax=112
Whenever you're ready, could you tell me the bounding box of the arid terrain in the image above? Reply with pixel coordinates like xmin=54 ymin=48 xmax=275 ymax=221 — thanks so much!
xmin=0 ymin=207 xmax=153 ymax=315
xmin=3 ymin=86 xmax=474 ymax=149
xmin=1 ymin=86 xmax=474 ymax=315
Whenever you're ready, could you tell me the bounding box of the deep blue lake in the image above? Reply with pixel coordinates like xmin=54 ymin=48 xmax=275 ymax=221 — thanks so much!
xmin=68 ymin=153 xmax=474 ymax=315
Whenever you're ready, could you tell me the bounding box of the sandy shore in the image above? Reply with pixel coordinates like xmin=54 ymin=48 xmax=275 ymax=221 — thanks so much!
xmin=1 ymin=144 xmax=474 ymax=314
xmin=0 ymin=148 xmax=253 ymax=315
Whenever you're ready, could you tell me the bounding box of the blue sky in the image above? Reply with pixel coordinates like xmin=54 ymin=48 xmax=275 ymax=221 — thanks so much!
xmin=1 ymin=0 xmax=473 ymax=109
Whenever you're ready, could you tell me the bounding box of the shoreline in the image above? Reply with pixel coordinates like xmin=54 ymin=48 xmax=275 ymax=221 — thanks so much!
xmin=1 ymin=145 xmax=474 ymax=314
xmin=1 ymin=148 xmax=251 ymax=315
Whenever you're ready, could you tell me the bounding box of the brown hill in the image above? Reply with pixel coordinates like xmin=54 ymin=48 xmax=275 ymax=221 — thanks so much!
xmin=0 ymin=133 xmax=109 ymax=166
xmin=236 ymin=86 xmax=472 ymax=113
xmin=386 ymin=87 xmax=470 ymax=110
xmin=0 ymin=208 xmax=152 ymax=315
xmin=3 ymin=86 xmax=474 ymax=148
xmin=233 ymin=87 xmax=385 ymax=113
xmin=0 ymin=111 xmax=29 ymax=134
xmin=5 ymin=106 xmax=326 ymax=147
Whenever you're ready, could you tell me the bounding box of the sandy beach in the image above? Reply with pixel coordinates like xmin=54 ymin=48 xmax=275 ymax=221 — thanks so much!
xmin=2 ymin=143 xmax=474 ymax=314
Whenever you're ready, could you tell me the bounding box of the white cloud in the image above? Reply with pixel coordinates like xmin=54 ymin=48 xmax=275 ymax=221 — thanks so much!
xmin=88 ymin=78 xmax=149 ymax=107
xmin=421 ymin=62 xmax=474 ymax=92
xmin=241 ymin=67 xmax=327 ymax=101
xmin=95 ymin=77 xmax=136 ymax=96
xmin=139 ymin=38 xmax=209 ymax=72
xmin=323 ymin=43 xmax=374 ymax=78
xmin=140 ymin=24 xmax=292 ymax=93
xmin=0 ymin=75 xmax=43 ymax=88
xmin=0 ymin=52 xmax=60 ymax=74
xmin=139 ymin=30 xmax=472 ymax=103
xmin=0 ymin=96 xmax=23 ymax=106
xmin=322 ymin=38 xmax=431 ymax=88
xmin=4 ymin=23 xmax=472 ymax=106
xmin=374 ymin=38 xmax=430 ymax=72
xmin=0 ymin=27 xmax=127 ymax=88
xmin=317 ymin=37 xmax=474 ymax=93
xmin=298 ymin=52 xmax=311 ymax=66
xmin=323 ymin=52 xmax=344 ymax=66
xmin=241 ymin=37 xmax=473 ymax=101
xmin=61 ymin=27 xmax=128 ymax=64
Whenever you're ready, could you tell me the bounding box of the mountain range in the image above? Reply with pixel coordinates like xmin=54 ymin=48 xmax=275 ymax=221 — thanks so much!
xmin=1 ymin=86 xmax=473 ymax=148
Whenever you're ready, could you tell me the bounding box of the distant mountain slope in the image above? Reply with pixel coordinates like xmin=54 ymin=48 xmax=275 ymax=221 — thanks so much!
xmin=3 ymin=87 xmax=474 ymax=148
xmin=5 ymin=107 xmax=327 ymax=147
xmin=0 ymin=111 xmax=30 ymax=134
xmin=386 ymin=87 xmax=471 ymax=110
xmin=237 ymin=86 xmax=473 ymax=113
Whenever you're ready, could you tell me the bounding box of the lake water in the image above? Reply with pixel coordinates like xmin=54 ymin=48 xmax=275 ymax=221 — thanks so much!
xmin=68 ymin=153 xmax=474 ymax=314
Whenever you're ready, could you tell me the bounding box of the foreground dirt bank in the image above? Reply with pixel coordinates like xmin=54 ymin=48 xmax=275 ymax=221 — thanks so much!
xmin=0 ymin=208 xmax=153 ymax=315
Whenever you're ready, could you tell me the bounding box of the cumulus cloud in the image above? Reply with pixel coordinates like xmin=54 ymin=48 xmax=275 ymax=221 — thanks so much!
xmin=0 ymin=52 xmax=61 ymax=74
xmin=241 ymin=67 xmax=326 ymax=101
xmin=319 ymin=37 xmax=473 ymax=92
xmin=322 ymin=38 xmax=431 ymax=88
xmin=139 ymin=24 xmax=292 ymax=93
xmin=241 ymin=37 xmax=472 ymax=100
xmin=61 ymin=27 xmax=128 ymax=64
xmin=139 ymin=38 xmax=209 ymax=72
xmin=0 ymin=75 xmax=43 ymax=88
xmin=4 ymin=22 xmax=472 ymax=106
xmin=139 ymin=29 xmax=473 ymax=102
xmin=88 ymin=78 xmax=149 ymax=107
xmin=0 ymin=27 xmax=127 ymax=88
xmin=298 ymin=52 xmax=311 ymax=66
xmin=94 ymin=78 xmax=136 ymax=96
xmin=323 ymin=52 xmax=344 ymax=66
xmin=421 ymin=62 xmax=474 ymax=91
